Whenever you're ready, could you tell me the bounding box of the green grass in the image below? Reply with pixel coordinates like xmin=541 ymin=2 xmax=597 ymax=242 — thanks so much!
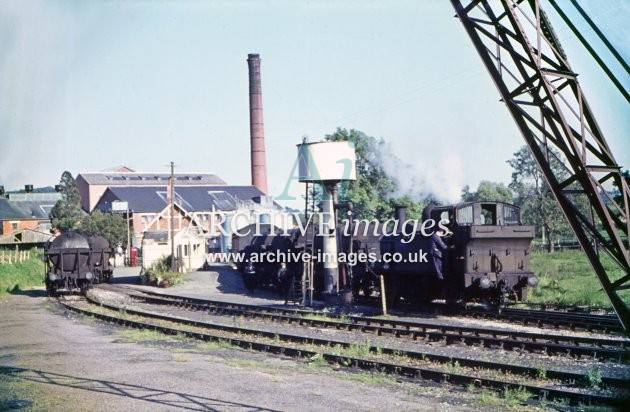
xmin=529 ymin=250 xmax=629 ymax=308
xmin=143 ymin=255 xmax=185 ymax=288
xmin=338 ymin=370 xmax=397 ymax=385
xmin=305 ymin=353 xmax=328 ymax=368
xmin=470 ymin=387 xmax=534 ymax=410
xmin=225 ymin=358 xmax=271 ymax=369
xmin=0 ymin=369 xmax=66 ymax=411
xmin=474 ymin=389 xmax=503 ymax=407
xmin=116 ymin=328 xmax=186 ymax=343
xmin=301 ymin=313 xmax=349 ymax=323
xmin=0 ymin=251 xmax=44 ymax=297
xmin=328 ymin=340 xmax=373 ymax=361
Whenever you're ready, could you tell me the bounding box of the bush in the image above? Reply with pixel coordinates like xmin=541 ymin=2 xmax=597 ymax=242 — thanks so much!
xmin=142 ymin=256 xmax=184 ymax=288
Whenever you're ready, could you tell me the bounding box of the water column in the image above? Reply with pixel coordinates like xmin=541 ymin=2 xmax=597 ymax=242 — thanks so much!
xmin=320 ymin=183 xmax=338 ymax=294
xmin=297 ymin=141 xmax=356 ymax=298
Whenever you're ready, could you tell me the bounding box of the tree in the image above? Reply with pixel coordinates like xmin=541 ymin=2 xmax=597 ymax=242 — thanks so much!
xmin=79 ymin=210 xmax=128 ymax=248
xmin=461 ymin=181 xmax=513 ymax=203
xmin=49 ymin=171 xmax=84 ymax=231
xmin=507 ymin=146 xmax=572 ymax=252
xmin=323 ymin=128 xmax=428 ymax=221
xmin=612 ymin=170 xmax=630 ymax=206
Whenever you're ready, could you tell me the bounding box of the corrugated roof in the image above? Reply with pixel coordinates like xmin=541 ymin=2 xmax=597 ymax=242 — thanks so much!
xmin=96 ymin=185 xmax=267 ymax=213
xmin=79 ymin=173 xmax=226 ymax=186
xmin=7 ymin=193 xmax=62 ymax=202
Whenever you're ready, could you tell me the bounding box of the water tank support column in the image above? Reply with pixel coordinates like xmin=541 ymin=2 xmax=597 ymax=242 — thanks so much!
xmin=321 ymin=184 xmax=338 ymax=295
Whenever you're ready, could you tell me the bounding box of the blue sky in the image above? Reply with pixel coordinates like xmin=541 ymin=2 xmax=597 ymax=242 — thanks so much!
xmin=1 ymin=0 xmax=628 ymax=208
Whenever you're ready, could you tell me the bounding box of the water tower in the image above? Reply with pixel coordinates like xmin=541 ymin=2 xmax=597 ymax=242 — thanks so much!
xmin=297 ymin=140 xmax=356 ymax=297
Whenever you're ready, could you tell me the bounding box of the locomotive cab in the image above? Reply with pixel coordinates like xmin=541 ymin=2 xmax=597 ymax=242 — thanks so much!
xmin=432 ymin=202 xmax=537 ymax=305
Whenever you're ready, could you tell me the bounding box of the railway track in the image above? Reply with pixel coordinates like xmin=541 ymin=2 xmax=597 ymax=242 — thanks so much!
xmin=57 ymin=293 xmax=630 ymax=407
xmin=106 ymin=286 xmax=630 ymax=363
xmin=243 ymin=286 xmax=624 ymax=334
xmin=461 ymin=306 xmax=624 ymax=334
xmin=505 ymin=301 xmax=614 ymax=316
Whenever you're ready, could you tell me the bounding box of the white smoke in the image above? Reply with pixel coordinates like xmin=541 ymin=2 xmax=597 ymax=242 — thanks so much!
xmin=371 ymin=139 xmax=464 ymax=204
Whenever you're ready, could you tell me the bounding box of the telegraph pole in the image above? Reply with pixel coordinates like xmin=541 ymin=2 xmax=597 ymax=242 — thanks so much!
xmin=170 ymin=161 xmax=176 ymax=271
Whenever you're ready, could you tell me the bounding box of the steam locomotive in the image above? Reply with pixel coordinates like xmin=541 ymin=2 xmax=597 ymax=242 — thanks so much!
xmin=44 ymin=231 xmax=114 ymax=295
xmin=234 ymin=200 xmax=537 ymax=308
xmin=375 ymin=202 xmax=537 ymax=308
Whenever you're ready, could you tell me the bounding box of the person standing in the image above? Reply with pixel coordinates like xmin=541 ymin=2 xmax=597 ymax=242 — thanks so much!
xmin=429 ymin=230 xmax=449 ymax=281
xmin=277 ymin=263 xmax=295 ymax=305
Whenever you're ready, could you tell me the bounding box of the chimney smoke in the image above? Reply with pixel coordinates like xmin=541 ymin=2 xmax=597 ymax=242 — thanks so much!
xmin=247 ymin=53 xmax=268 ymax=194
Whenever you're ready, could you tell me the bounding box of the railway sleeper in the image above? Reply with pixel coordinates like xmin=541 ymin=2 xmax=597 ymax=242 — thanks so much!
xmin=66 ymin=301 xmax=630 ymax=406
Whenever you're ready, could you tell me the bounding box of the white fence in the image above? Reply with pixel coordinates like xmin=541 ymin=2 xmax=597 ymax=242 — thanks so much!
xmin=0 ymin=248 xmax=33 ymax=265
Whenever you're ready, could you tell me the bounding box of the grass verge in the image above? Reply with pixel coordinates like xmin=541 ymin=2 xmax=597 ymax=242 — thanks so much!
xmin=0 ymin=368 xmax=66 ymax=411
xmin=529 ymin=250 xmax=629 ymax=307
xmin=0 ymin=250 xmax=44 ymax=297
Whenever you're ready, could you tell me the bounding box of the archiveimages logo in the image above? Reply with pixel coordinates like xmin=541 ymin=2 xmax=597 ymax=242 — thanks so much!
xmin=206 ymin=210 xmax=451 ymax=244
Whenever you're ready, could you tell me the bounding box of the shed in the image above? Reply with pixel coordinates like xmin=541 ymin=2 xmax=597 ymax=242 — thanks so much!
xmin=141 ymin=230 xmax=205 ymax=272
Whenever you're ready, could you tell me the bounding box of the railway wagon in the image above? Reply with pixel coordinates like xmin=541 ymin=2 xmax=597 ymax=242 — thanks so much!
xmin=45 ymin=231 xmax=114 ymax=295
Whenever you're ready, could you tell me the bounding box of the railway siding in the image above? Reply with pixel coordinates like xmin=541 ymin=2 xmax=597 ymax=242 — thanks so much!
xmin=71 ymin=286 xmax=630 ymax=407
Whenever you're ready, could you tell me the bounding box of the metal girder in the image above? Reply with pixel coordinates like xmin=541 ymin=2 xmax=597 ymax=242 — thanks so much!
xmin=451 ymin=0 xmax=630 ymax=332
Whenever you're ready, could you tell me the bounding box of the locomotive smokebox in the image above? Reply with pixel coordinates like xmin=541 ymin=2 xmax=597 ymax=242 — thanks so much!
xmin=247 ymin=53 xmax=268 ymax=194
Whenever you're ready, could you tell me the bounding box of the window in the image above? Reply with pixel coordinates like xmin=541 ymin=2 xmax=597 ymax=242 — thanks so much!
xmin=11 ymin=222 xmax=18 ymax=230
xmin=456 ymin=206 xmax=473 ymax=225
xmin=503 ymin=205 xmax=520 ymax=225
xmin=480 ymin=204 xmax=496 ymax=225
xmin=431 ymin=210 xmax=452 ymax=227
xmin=142 ymin=214 xmax=156 ymax=227
xmin=439 ymin=211 xmax=450 ymax=225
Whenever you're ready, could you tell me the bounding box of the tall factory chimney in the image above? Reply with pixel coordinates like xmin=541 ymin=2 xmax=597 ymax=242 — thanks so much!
xmin=247 ymin=53 xmax=268 ymax=194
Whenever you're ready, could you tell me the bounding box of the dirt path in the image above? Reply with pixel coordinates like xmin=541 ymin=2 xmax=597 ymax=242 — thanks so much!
xmin=0 ymin=290 xmax=487 ymax=411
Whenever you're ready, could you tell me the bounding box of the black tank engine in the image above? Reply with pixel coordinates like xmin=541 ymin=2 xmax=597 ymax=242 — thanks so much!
xmin=233 ymin=201 xmax=537 ymax=308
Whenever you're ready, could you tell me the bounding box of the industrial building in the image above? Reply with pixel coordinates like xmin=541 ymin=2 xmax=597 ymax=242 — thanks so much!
xmin=0 ymin=189 xmax=61 ymax=245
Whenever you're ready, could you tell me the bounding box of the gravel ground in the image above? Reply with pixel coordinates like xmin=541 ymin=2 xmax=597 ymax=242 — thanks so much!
xmin=0 ymin=265 xmax=528 ymax=411
xmin=113 ymin=265 xmax=630 ymax=381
